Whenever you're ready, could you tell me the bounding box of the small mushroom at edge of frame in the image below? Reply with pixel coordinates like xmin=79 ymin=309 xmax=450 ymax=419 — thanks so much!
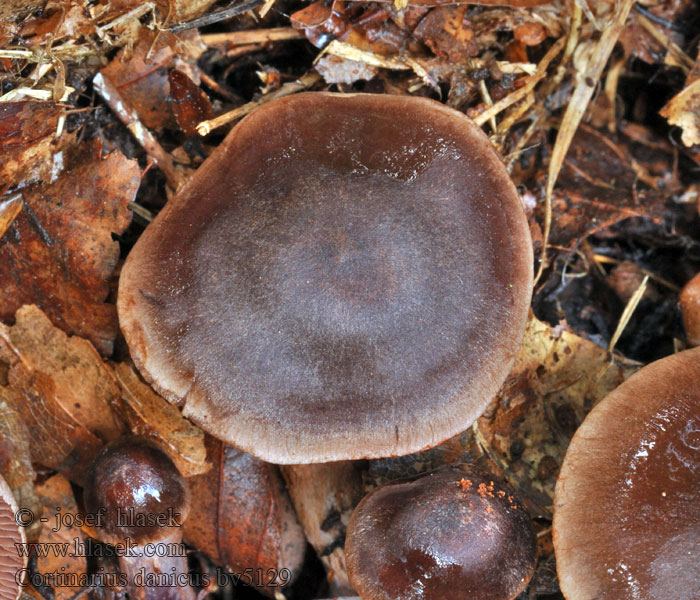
xmin=554 ymin=347 xmax=700 ymax=600
xmin=345 ymin=465 xmax=537 ymax=600
xmin=83 ymin=437 xmax=195 ymax=600
xmin=117 ymin=91 xmax=533 ymax=464
xmin=0 ymin=475 xmax=26 ymax=600
xmin=680 ymin=271 xmax=700 ymax=346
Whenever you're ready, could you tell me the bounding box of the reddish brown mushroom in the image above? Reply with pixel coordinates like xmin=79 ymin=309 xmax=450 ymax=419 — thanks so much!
xmin=680 ymin=271 xmax=700 ymax=346
xmin=554 ymin=347 xmax=700 ymax=600
xmin=83 ymin=437 xmax=194 ymax=600
xmin=345 ymin=466 xmax=537 ymax=600
xmin=118 ymin=92 xmax=532 ymax=464
xmin=0 ymin=476 xmax=25 ymax=600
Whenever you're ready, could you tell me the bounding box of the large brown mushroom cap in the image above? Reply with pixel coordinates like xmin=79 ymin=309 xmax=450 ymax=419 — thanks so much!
xmin=118 ymin=92 xmax=532 ymax=464
xmin=554 ymin=347 xmax=700 ymax=599
xmin=345 ymin=466 xmax=537 ymax=600
xmin=0 ymin=476 xmax=25 ymax=600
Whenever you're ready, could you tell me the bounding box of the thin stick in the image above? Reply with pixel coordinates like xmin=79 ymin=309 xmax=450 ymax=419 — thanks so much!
xmin=201 ymin=27 xmax=303 ymax=46
xmin=258 ymin=0 xmax=276 ymax=18
xmin=608 ymin=275 xmax=649 ymax=354
xmin=199 ymin=71 xmax=238 ymax=101
xmin=478 ymin=79 xmax=497 ymax=133
xmin=196 ymin=71 xmax=320 ymax=135
xmin=93 ymin=73 xmax=184 ymax=190
xmin=473 ymin=37 xmax=566 ymax=127
xmin=636 ymin=13 xmax=694 ymax=73
xmin=167 ymin=0 xmax=264 ymax=33
xmin=0 ymin=194 xmax=23 ymax=239
xmin=96 ymin=2 xmax=155 ymax=37
xmin=128 ymin=201 xmax=155 ymax=222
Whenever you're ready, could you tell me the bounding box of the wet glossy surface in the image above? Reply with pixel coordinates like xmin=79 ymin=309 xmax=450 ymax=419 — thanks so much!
xmin=345 ymin=466 xmax=537 ymax=600
xmin=84 ymin=437 xmax=189 ymax=546
xmin=554 ymin=347 xmax=700 ymax=600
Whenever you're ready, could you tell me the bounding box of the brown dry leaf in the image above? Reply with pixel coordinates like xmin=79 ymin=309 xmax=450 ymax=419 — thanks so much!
xmin=0 ymin=0 xmax=43 ymax=19
xmin=0 ymin=395 xmax=41 ymax=540
xmin=0 ymin=372 xmax=104 ymax=486
xmin=111 ymin=362 xmax=208 ymax=477
xmin=1 ymin=306 xmax=124 ymax=440
xmin=100 ymin=29 xmax=177 ymax=131
xmin=619 ymin=0 xmax=694 ymax=64
xmin=168 ymin=69 xmax=214 ymax=137
xmin=618 ymin=15 xmax=667 ymax=65
xmin=20 ymin=0 xmax=96 ymax=43
xmin=0 ymin=101 xmax=61 ymax=189
xmin=365 ymin=431 xmax=477 ymax=486
xmin=290 ymin=0 xmax=348 ymax=48
xmin=0 ymin=139 xmax=137 ymax=355
xmin=660 ymin=78 xmax=700 ymax=147
xmin=281 ymin=462 xmax=363 ymax=596
xmin=0 ymin=305 xmax=125 ymax=483
xmin=542 ymin=125 xmax=667 ymax=248
xmin=184 ymin=436 xmax=306 ymax=596
xmin=35 ymin=474 xmax=86 ymax=600
xmin=475 ymin=315 xmax=639 ymax=516
xmin=413 ymin=6 xmax=479 ymax=62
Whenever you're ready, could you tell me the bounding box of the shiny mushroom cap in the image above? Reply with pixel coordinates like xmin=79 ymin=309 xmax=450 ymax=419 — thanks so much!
xmin=83 ymin=437 xmax=190 ymax=547
xmin=0 ymin=476 xmax=25 ymax=600
xmin=118 ymin=92 xmax=532 ymax=464
xmin=345 ymin=466 xmax=537 ymax=600
xmin=554 ymin=347 xmax=700 ymax=600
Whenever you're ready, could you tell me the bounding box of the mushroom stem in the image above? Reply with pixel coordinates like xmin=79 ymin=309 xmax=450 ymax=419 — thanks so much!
xmin=118 ymin=528 xmax=194 ymax=600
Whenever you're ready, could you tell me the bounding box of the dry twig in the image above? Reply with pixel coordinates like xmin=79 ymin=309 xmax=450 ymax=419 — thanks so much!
xmin=93 ymin=73 xmax=184 ymax=190
xmin=196 ymin=71 xmax=321 ymax=135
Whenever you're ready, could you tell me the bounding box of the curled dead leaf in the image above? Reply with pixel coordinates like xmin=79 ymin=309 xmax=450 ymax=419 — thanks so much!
xmin=184 ymin=436 xmax=306 ymax=596
xmin=660 ymin=78 xmax=700 ymax=147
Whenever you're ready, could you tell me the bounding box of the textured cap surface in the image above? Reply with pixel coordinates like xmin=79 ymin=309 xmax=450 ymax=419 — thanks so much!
xmin=118 ymin=92 xmax=532 ymax=463
xmin=345 ymin=466 xmax=537 ymax=600
xmin=554 ymin=347 xmax=700 ymax=600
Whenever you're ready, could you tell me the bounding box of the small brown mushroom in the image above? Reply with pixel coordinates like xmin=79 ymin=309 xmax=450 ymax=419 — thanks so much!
xmin=118 ymin=92 xmax=532 ymax=464
xmin=680 ymin=271 xmax=700 ymax=346
xmin=554 ymin=347 xmax=700 ymax=600
xmin=0 ymin=475 xmax=25 ymax=600
xmin=345 ymin=466 xmax=537 ymax=600
xmin=83 ymin=437 xmax=194 ymax=600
